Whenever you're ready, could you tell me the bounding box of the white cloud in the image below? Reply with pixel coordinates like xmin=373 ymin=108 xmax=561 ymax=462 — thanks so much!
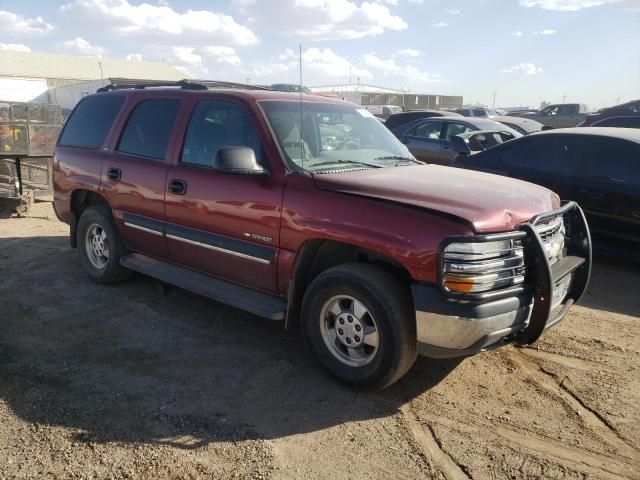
xmin=519 ymin=0 xmax=635 ymax=11
xmin=60 ymin=0 xmax=257 ymax=46
xmin=244 ymin=47 xmax=371 ymax=84
xmin=534 ymin=29 xmax=557 ymax=34
xmin=447 ymin=9 xmax=461 ymax=14
xmin=501 ymin=63 xmax=543 ymax=75
xmin=60 ymin=37 xmax=105 ymax=55
xmin=0 ymin=43 xmax=31 ymax=52
xmin=393 ymin=48 xmax=421 ymax=58
xmin=512 ymin=30 xmax=524 ymax=36
xmin=231 ymin=0 xmax=407 ymax=40
xmin=201 ymin=46 xmax=242 ymax=66
xmin=0 ymin=10 xmax=54 ymax=35
xmin=363 ymin=53 xmax=443 ymax=82
xmin=432 ymin=22 xmax=448 ymax=27
xmin=408 ymin=0 xmax=424 ymax=4
xmin=126 ymin=53 xmax=143 ymax=61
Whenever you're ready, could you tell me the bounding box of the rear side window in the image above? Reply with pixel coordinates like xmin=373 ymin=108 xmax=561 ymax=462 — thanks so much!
xmin=444 ymin=122 xmax=472 ymax=140
xmin=58 ymin=95 xmax=125 ymax=148
xmin=585 ymin=139 xmax=639 ymax=185
xmin=472 ymin=109 xmax=486 ymax=117
xmin=117 ymin=99 xmax=180 ymax=160
xmin=523 ymin=136 xmax=579 ymax=175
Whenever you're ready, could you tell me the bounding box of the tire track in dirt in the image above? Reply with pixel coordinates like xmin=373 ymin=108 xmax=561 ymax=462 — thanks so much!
xmin=399 ymin=401 xmax=470 ymax=480
xmin=506 ymin=350 xmax=639 ymax=464
xmin=424 ymin=414 xmax=638 ymax=480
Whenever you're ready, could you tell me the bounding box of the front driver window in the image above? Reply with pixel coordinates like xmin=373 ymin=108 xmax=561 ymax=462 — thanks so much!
xmin=181 ymin=100 xmax=264 ymax=167
xmin=410 ymin=121 xmax=443 ymax=140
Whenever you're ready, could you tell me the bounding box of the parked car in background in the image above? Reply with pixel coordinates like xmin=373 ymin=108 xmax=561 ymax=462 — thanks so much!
xmin=509 ymin=103 xmax=590 ymax=128
xmin=53 ymin=81 xmax=591 ymax=389
xmin=389 ymin=116 xmax=521 ymax=165
xmin=578 ymin=99 xmax=640 ymax=127
xmin=452 ymin=107 xmax=501 ymax=118
xmin=492 ymin=115 xmax=547 ymax=135
xmin=270 ymin=83 xmax=312 ymax=94
xmin=452 ymin=128 xmax=640 ymax=259
xmin=589 ymin=116 xmax=640 ymax=128
xmin=363 ymin=104 xmax=403 ymax=120
xmin=384 ymin=109 xmax=462 ymax=130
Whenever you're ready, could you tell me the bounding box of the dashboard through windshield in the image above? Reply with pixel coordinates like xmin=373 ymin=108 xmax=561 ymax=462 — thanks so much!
xmin=260 ymin=100 xmax=416 ymax=172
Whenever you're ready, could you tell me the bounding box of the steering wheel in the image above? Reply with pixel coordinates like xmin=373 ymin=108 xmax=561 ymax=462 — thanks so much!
xmin=336 ymin=140 xmax=359 ymax=150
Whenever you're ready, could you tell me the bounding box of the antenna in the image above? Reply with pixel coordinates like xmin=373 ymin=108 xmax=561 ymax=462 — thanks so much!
xmin=299 ymin=44 xmax=304 ymax=171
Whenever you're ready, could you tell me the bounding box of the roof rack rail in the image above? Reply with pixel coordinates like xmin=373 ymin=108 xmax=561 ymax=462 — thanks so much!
xmin=96 ymin=79 xmax=207 ymax=93
xmin=96 ymin=79 xmax=272 ymax=93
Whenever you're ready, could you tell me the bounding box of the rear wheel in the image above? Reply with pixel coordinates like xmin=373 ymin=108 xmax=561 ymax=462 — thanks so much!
xmin=301 ymin=263 xmax=416 ymax=390
xmin=76 ymin=205 xmax=131 ymax=284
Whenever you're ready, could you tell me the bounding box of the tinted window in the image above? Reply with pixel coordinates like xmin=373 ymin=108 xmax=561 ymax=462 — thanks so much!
xmin=584 ymin=139 xmax=639 ymax=185
xmin=117 ymin=99 xmax=180 ymax=160
xmin=182 ymin=100 xmax=263 ymax=167
xmin=408 ymin=121 xmax=443 ymax=139
xmin=523 ymin=136 xmax=579 ymax=175
xmin=444 ymin=122 xmax=473 ymax=140
xmin=59 ymin=95 xmax=125 ymax=148
xmin=472 ymin=109 xmax=486 ymax=117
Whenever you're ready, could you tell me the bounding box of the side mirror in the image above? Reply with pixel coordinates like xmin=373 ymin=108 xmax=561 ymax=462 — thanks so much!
xmin=213 ymin=146 xmax=266 ymax=175
xmin=450 ymin=135 xmax=471 ymax=155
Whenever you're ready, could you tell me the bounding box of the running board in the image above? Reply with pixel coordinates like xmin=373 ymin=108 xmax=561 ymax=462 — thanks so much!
xmin=120 ymin=253 xmax=286 ymax=320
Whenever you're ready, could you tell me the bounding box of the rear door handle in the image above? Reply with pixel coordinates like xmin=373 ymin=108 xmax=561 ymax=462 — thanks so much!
xmin=107 ymin=167 xmax=121 ymax=181
xmin=168 ymin=179 xmax=187 ymax=195
xmin=579 ymin=188 xmax=604 ymax=200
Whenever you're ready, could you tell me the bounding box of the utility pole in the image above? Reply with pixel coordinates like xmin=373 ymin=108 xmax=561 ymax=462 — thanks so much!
xmin=615 ymin=96 xmax=621 ymax=105
xmin=246 ymin=78 xmax=250 ymax=85
xmin=562 ymin=93 xmax=567 ymax=104
xmin=349 ymin=65 xmax=352 ymax=84
xmin=492 ymin=91 xmax=496 ymax=108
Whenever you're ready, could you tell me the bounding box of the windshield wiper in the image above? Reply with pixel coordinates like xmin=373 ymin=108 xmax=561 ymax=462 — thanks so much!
xmin=373 ymin=155 xmax=421 ymax=165
xmin=307 ymin=159 xmax=383 ymax=169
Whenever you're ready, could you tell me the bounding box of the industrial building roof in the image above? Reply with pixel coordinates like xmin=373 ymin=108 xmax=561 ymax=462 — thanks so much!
xmin=0 ymin=50 xmax=185 ymax=81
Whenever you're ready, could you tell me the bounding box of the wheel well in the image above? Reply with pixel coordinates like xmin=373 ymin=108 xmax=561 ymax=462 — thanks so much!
xmin=285 ymin=239 xmax=412 ymax=331
xmin=69 ymin=190 xmax=111 ymax=248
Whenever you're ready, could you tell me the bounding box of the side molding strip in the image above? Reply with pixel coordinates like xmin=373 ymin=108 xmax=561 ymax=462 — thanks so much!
xmin=166 ymin=233 xmax=272 ymax=264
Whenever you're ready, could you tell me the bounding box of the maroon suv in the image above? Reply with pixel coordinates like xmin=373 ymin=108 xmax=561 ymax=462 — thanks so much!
xmin=53 ymin=81 xmax=591 ymax=389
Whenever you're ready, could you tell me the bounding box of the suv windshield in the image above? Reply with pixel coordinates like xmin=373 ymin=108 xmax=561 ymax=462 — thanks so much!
xmin=260 ymin=101 xmax=416 ymax=172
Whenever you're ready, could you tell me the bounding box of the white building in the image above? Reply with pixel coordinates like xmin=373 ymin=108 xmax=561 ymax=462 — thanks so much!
xmin=309 ymin=83 xmax=463 ymax=110
xmin=0 ymin=49 xmax=185 ymax=108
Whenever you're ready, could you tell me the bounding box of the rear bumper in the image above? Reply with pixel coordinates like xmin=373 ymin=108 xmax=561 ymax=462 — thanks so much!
xmin=413 ymin=202 xmax=591 ymax=359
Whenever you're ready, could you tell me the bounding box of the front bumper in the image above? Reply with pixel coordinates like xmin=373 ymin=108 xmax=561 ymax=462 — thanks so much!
xmin=413 ymin=201 xmax=592 ymax=359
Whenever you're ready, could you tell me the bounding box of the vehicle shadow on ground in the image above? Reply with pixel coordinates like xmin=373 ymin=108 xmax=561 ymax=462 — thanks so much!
xmin=578 ymin=254 xmax=640 ymax=318
xmin=0 ymin=235 xmax=462 ymax=450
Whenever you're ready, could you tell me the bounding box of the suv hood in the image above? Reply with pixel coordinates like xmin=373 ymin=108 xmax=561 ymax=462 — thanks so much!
xmin=313 ymin=165 xmax=560 ymax=233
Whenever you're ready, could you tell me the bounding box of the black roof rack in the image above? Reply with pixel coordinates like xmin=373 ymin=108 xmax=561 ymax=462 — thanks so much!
xmin=96 ymin=79 xmax=271 ymax=93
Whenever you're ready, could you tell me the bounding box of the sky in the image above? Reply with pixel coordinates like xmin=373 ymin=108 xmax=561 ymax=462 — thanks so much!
xmin=0 ymin=0 xmax=638 ymax=108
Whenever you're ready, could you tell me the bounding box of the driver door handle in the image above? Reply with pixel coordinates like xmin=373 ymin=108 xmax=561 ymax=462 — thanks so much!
xmin=168 ymin=179 xmax=187 ymax=195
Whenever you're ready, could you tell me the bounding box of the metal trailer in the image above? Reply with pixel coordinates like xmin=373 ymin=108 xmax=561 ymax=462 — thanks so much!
xmin=0 ymin=102 xmax=62 ymax=214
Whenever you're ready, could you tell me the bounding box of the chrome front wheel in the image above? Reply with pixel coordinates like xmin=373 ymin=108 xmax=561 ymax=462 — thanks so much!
xmin=320 ymin=295 xmax=380 ymax=367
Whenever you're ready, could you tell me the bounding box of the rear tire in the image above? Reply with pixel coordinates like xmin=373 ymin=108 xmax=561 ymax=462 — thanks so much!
xmin=76 ymin=205 xmax=131 ymax=284
xmin=301 ymin=263 xmax=416 ymax=390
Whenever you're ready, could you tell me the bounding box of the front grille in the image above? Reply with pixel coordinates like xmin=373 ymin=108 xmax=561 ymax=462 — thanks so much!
xmin=535 ymin=215 xmax=565 ymax=265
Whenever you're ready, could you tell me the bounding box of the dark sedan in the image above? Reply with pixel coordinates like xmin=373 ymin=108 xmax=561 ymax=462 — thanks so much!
xmin=579 ymin=99 xmax=640 ymax=126
xmin=389 ymin=117 xmax=521 ymax=165
xmin=384 ymin=109 xmax=462 ymax=130
xmin=452 ymin=128 xmax=640 ymax=259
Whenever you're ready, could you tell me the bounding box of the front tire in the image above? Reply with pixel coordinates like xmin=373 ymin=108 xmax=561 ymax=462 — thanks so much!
xmin=76 ymin=205 xmax=131 ymax=284
xmin=301 ymin=263 xmax=416 ymax=390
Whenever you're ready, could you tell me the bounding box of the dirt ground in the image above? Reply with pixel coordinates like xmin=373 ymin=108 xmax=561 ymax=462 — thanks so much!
xmin=1 ymin=201 xmax=639 ymax=480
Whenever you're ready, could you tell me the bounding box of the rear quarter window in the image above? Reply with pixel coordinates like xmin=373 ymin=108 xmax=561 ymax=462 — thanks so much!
xmin=58 ymin=95 xmax=126 ymax=149
xmin=585 ymin=139 xmax=640 ymax=186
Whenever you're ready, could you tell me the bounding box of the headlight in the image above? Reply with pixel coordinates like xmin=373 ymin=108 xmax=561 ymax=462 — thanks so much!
xmin=443 ymin=238 xmax=525 ymax=293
